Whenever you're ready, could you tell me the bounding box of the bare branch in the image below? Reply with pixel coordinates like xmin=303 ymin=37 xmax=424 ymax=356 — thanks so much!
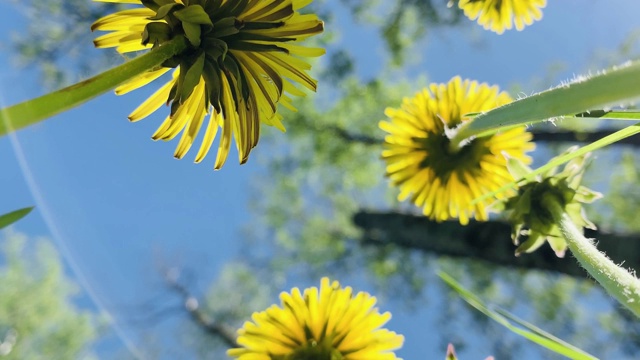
xmin=162 ymin=269 xmax=239 ymax=349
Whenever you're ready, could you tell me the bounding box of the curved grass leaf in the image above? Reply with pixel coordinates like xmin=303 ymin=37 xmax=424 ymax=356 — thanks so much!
xmin=472 ymin=122 xmax=640 ymax=204
xmin=456 ymin=61 xmax=640 ymax=140
xmin=0 ymin=207 xmax=34 ymax=230
xmin=438 ymin=271 xmax=598 ymax=360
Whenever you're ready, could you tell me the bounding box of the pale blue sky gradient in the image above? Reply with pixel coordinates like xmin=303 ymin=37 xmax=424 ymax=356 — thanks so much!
xmin=2 ymin=1 xmax=640 ymax=358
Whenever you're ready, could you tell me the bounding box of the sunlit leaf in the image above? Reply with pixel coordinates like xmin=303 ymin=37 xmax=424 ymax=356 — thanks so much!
xmin=0 ymin=207 xmax=34 ymax=230
xmin=459 ymin=61 xmax=640 ymax=138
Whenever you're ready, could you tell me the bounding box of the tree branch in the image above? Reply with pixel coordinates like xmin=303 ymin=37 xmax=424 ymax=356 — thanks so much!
xmin=353 ymin=210 xmax=640 ymax=278
xmin=163 ymin=270 xmax=238 ymax=349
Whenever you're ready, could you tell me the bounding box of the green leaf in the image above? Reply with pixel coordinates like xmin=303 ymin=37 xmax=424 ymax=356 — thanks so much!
xmin=473 ymin=122 xmax=640 ymax=204
xmin=0 ymin=207 xmax=34 ymax=230
xmin=149 ymin=3 xmax=180 ymax=20
xmin=180 ymin=52 xmax=205 ymax=103
xmin=438 ymin=271 xmax=598 ymax=360
xmin=457 ymin=61 xmax=640 ymax=139
xmin=0 ymin=36 xmax=189 ymax=137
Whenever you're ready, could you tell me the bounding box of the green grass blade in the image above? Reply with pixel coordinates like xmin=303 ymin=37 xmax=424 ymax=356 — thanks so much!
xmin=0 ymin=37 xmax=188 ymax=137
xmin=0 ymin=207 xmax=34 ymax=230
xmin=472 ymin=122 xmax=640 ymax=204
xmin=438 ymin=271 xmax=598 ymax=360
xmin=469 ymin=110 xmax=640 ymax=138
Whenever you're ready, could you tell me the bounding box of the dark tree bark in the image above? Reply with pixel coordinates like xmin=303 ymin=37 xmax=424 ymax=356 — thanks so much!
xmin=533 ymin=128 xmax=640 ymax=146
xmin=353 ymin=210 xmax=640 ymax=278
xmin=328 ymin=127 xmax=640 ymax=147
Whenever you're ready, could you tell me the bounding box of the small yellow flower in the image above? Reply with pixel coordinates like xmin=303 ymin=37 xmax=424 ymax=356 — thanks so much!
xmin=458 ymin=0 xmax=546 ymax=34
xmin=380 ymin=76 xmax=534 ymax=225
xmin=228 ymin=277 xmax=404 ymax=360
xmin=92 ymin=0 xmax=324 ymax=169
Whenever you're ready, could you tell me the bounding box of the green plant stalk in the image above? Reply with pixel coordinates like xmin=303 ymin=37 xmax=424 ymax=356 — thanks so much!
xmin=452 ymin=61 xmax=640 ymax=144
xmin=0 ymin=36 xmax=188 ymax=137
xmin=546 ymin=195 xmax=640 ymax=317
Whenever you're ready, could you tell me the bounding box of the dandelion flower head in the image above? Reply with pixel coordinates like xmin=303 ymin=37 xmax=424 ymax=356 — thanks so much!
xmin=228 ymin=277 xmax=404 ymax=360
xmin=380 ymin=76 xmax=535 ymax=225
xmin=92 ymin=0 xmax=324 ymax=169
xmin=458 ymin=0 xmax=546 ymax=34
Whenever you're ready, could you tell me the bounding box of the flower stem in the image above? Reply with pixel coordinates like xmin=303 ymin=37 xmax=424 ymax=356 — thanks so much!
xmin=450 ymin=60 xmax=640 ymax=145
xmin=0 ymin=36 xmax=188 ymax=137
xmin=546 ymin=195 xmax=640 ymax=317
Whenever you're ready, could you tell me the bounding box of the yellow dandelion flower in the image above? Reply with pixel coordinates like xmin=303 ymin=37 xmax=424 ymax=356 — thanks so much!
xmin=380 ymin=76 xmax=535 ymax=225
xmin=92 ymin=0 xmax=324 ymax=169
xmin=458 ymin=0 xmax=546 ymax=34
xmin=228 ymin=277 xmax=404 ymax=360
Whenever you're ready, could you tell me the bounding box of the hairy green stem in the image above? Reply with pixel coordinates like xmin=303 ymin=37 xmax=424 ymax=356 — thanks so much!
xmin=0 ymin=36 xmax=188 ymax=137
xmin=451 ymin=61 xmax=640 ymax=144
xmin=546 ymin=196 xmax=640 ymax=316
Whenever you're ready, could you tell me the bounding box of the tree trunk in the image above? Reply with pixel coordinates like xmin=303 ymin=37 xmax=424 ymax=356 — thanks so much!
xmin=353 ymin=210 xmax=640 ymax=278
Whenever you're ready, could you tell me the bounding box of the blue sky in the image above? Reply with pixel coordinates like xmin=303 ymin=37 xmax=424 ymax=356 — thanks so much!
xmin=2 ymin=1 xmax=640 ymax=358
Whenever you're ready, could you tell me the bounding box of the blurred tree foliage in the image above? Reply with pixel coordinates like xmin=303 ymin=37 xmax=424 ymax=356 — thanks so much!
xmin=238 ymin=70 xmax=640 ymax=357
xmin=7 ymin=0 xmax=125 ymax=87
xmin=0 ymin=230 xmax=99 ymax=359
xmin=179 ymin=262 xmax=274 ymax=359
xmin=8 ymin=0 xmax=464 ymax=87
xmin=8 ymin=0 xmax=640 ymax=358
xmin=337 ymin=0 xmax=463 ymax=64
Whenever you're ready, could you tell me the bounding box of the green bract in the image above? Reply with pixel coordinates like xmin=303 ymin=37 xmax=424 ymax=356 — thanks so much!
xmin=139 ymin=0 xmax=322 ymax=116
xmin=497 ymin=147 xmax=602 ymax=257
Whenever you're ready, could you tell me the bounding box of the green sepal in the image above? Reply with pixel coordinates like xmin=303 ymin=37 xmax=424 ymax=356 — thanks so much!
xmin=231 ymin=41 xmax=288 ymax=53
xmin=573 ymin=186 xmax=602 ymax=204
xmin=232 ymin=31 xmax=294 ymax=43
xmin=174 ymin=5 xmax=213 ymax=25
xmin=142 ymin=22 xmax=173 ymax=46
xmin=546 ymin=226 xmax=567 ymax=258
xmin=211 ymin=17 xmax=241 ymax=38
xmin=149 ymin=3 xmax=181 ymax=20
xmin=182 ymin=22 xmax=202 ymax=47
xmin=502 ymin=150 xmax=600 ymax=258
xmin=202 ymin=61 xmax=222 ymax=112
xmin=222 ymin=56 xmax=246 ymax=106
xmin=180 ymin=52 xmax=206 ymax=103
xmin=515 ymin=231 xmax=546 ymax=256
xmin=241 ymin=21 xmax=285 ymax=30
xmin=202 ymin=37 xmax=229 ymax=61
